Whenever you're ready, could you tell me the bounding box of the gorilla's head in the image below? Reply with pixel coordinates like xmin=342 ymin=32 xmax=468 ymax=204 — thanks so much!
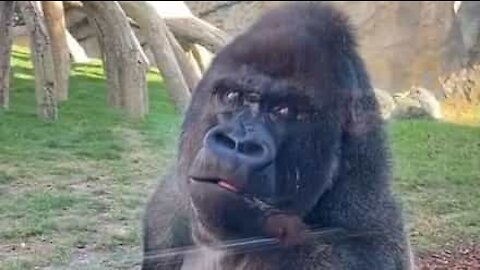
xmin=178 ymin=3 xmax=380 ymax=245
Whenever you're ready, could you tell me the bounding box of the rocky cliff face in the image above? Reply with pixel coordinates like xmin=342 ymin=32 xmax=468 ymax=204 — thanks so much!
xmin=13 ymin=1 xmax=478 ymax=99
xmin=186 ymin=1 xmax=480 ymax=96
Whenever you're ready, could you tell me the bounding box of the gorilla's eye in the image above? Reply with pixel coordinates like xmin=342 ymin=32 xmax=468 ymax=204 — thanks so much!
xmin=271 ymin=105 xmax=314 ymax=122
xmin=226 ymin=91 xmax=239 ymax=101
xmin=277 ymin=107 xmax=289 ymax=116
xmin=272 ymin=106 xmax=290 ymax=119
xmin=222 ymin=90 xmax=242 ymax=105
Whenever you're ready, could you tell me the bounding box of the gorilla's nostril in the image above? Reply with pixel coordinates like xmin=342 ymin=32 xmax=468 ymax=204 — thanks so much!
xmin=239 ymin=141 xmax=264 ymax=156
xmin=214 ymin=132 xmax=236 ymax=150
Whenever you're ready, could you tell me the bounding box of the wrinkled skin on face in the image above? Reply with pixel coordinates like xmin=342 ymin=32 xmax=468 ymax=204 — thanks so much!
xmin=180 ymin=24 xmax=352 ymax=244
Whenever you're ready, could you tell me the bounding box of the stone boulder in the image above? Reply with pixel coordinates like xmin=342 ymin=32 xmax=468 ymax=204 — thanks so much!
xmin=373 ymin=88 xmax=396 ymax=120
xmin=392 ymin=87 xmax=443 ymax=120
xmin=373 ymin=86 xmax=444 ymax=120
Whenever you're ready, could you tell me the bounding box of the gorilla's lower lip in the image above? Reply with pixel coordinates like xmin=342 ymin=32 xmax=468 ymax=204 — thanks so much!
xmin=217 ymin=180 xmax=239 ymax=193
xmin=190 ymin=177 xmax=239 ymax=193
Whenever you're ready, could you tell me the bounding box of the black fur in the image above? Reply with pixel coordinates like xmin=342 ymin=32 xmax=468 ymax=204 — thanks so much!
xmin=142 ymin=3 xmax=413 ymax=270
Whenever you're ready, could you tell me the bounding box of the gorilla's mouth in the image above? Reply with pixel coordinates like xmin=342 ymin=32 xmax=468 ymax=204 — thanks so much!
xmin=190 ymin=177 xmax=240 ymax=193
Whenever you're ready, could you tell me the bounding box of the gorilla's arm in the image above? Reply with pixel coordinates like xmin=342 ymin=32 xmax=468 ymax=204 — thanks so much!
xmin=142 ymin=174 xmax=192 ymax=270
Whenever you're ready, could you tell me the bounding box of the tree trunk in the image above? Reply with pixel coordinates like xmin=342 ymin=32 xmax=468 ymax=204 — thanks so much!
xmin=82 ymin=1 xmax=149 ymax=119
xmin=183 ymin=42 xmax=204 ymax=78
xmin=153 ymin=1 xmax=228 ymax=53
xmin=42 ymin=1 xmax=70 ymax=101
xmin=61 ymin=1 xmax=227 ymax=53
xmin=166 ymin=30 xmax=201 ymax=91
xmin=118 ymin=1 xmax=191 ymax=111
xmin=63 ymin=1 xmax=83 ymax=10
xmin=191 ymin=44 xmax=213 ymax=74
xmin=0 ymin=1 xmax=15 ymax=110
xmin=166 ymin=17 xmax=228 ymax=53
xmin=65 ymin=29 xmax=89 ymax=63
xmin=18 ymin=1 xmax=58 ymax=120
xmin=86 ymin=15 xmax=117 ymax=105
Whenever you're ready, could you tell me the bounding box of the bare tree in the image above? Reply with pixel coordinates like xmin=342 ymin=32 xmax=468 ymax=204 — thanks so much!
xmin=42 ymin=1 xmax=70 ymax=101
xmin=86 ymin=16 xmax=112 ymax=99
xmin=11 ymin=1 xmax=227 ymax=117
xmin=62 ymin=1 xmax=90 ymax=63
xmin=190 ymin=44 xmax=213 ymax=74
xmin=65 ymin=30 xmax=89 ymax=63
xmin=0 ymin=1 xmax=15 ymax=110
xmin=82 ymin=1 xmax=149 ymax=118
xmin=165 ymin=29 xmax=201 ymax=91
xmin=18 ymin=1 xmax=58 ymax=120
xmin=165 ymin=16 xmax=228 ymax=53
xmin=119 ymin=1 xmax=191 ymax=110
xmin=64 ymin=1 xmax=227 ymax=53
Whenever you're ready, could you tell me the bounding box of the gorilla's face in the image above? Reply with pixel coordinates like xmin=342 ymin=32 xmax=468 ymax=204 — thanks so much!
xmin=184 ymin=67 xmax=345 ymax=241
xmin=180 ymin=11 xmax=356 ymax=241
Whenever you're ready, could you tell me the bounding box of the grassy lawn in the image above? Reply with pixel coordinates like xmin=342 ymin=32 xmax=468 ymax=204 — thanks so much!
xmin=1 ymin=46 xmax=479 ymax=269
xmin=0 ymin=46 xmax=180 ymax=270
xmin=389 ymin=120 xmax=480 ymax=250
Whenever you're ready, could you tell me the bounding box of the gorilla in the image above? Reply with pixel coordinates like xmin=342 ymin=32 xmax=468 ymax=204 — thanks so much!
xmin=142 ymin=2 xmax=413 ymax=270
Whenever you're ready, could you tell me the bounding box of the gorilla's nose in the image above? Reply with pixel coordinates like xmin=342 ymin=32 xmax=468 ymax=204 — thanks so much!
xmin=214 ymin=131 xmax=264 ymax=156
xmin=205 ymin=125 xmax=274 ymax=169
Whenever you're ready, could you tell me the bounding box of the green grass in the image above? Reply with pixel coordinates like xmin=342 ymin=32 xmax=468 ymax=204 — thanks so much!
xmin=1 ymin=46 xmax=479 ymax=268
xmin=0 ymin=47 xmax=179 ymax=164
xmin=1 ymin=191 xmax=89 ymax=240
xmin=0 ymin=46 xmax=181 ymax=269
xmin=389 ymin=120 xmax=480 ymax=250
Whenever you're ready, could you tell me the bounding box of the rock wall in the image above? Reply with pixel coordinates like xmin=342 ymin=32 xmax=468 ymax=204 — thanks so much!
xmin=186 ymin=1 xmax=480 ymax=96
xmin=12 ymin=1 xmax=480 ymax=98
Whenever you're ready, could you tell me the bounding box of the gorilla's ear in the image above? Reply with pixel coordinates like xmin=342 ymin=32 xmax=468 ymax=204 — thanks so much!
xmin=341 ymin=56 xmax=382 ymax=136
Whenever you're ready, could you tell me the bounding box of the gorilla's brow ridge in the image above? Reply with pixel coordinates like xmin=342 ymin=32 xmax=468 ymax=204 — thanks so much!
xmin=213 ymin=76 xmax=318 ymax=110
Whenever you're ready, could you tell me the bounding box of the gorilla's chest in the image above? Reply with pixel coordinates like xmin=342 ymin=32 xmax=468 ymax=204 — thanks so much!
xmin=179 ymin=246 xmax=313 ymax=270
xmin=180 ymin=247 xmax=224 ymax=270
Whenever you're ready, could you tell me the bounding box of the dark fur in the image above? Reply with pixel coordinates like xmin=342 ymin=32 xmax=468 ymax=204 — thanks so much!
xmin=142 ymin=3 xmax=413 ymax=270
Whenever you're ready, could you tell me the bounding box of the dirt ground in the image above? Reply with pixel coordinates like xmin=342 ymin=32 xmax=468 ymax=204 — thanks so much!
xmin=416 ymin=243 xmax=480 ymax=269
